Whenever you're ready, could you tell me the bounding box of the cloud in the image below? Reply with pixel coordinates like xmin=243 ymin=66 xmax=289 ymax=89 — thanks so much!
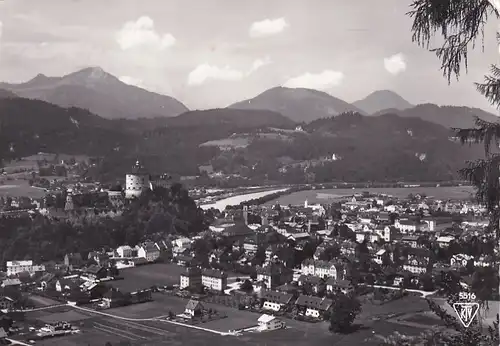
xmin=116 ymin=16 xmax=176 ymax=50
xmin=283 ymin=70 xmax=344 ymax=90
xmin=384 ymin=53 xmax=407 ymax=75
xmin=249 ymin=56 xmax=272 ymax=73
xmin=249 ymin=18 xmax=288 ymax=38
xmin=188 ymin=64 xmax=245 ymax=86
xmin=188 ymin=57 xmax=272 ymax=86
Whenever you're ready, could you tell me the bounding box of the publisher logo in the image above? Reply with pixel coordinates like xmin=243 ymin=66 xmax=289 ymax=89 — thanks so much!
xmin=453 ymin=302 xmax=479 ymax=328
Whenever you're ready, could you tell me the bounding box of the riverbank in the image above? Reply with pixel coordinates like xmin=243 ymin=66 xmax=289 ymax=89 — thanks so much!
xmin=199 ymin=188 xmax=290 ymax=211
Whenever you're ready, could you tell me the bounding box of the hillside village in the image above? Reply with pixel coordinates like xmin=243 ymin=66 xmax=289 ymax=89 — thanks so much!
xmin=0 ymin=167 xmax=496 ymax=343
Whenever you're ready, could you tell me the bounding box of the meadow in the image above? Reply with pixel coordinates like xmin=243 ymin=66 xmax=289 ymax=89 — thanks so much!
xmin=266 ymin=186 xmax=475 ymax=206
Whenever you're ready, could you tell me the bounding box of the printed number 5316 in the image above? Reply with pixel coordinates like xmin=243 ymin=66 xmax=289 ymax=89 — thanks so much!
xmin=459 ymin=292 xmax=476 ymax=300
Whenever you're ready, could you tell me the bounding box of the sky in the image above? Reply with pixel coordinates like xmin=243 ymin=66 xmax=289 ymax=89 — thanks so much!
xmin=0 ymin=0 xmax=498 ymax=112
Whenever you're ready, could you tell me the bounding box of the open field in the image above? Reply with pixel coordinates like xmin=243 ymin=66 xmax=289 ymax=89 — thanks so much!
xmin=17 ymin=294 xmax=436 ymax=345
xmin=200 ymin=137 xmax=250 ymax=149
xmin=266 ymin=186 xmax=475 ymax=205
xmin=403 ymin=312 xmax=444 ymax=326
xmin=109 ymin=292 xmax=261 ymax=332
xmin=113 ymin=263 xmax=241 ymax=292
xmin=3 ymin=154 xmax=89 ymax=172
xmin=112 ymin=263 xmax=188 ymax=291
xmin=37 ymin=310 xmax=92 ymax=324
xmin=0 ymin=179 xmax=46 ymax=198
xmin=28 ymin=295 xmax=63 ymax=308
xmin=357 ymin=296 xmax=430 ymax=321
xmin=17 ymin=301 xmax=435 ymax=346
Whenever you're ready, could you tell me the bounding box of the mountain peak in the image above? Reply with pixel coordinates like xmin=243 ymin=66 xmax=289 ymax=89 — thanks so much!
xmin=24 ymin=73 xmax=52 ymax=87
xmin=353 ymin=90 xmax=413 ymax=114
xmin=65 ymin=67 xmax=113 ymax=81
xmin=0 ymin=67 xmax=188 ymax=119
xmin=228 ymin=85 xmax=365 ymax=122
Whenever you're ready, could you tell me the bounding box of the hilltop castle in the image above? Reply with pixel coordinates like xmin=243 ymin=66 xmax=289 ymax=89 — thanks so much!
xmin=125 ymin=160 xmax=150 ymax=199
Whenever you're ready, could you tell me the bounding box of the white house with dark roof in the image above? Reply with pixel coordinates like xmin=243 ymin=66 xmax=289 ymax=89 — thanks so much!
xmin=184 ymin=299 xmax=203 ymax=318
xmin=326 ymin=278 xmax=353 ymax=295
xmin=116 ymin=245 xmax=133 ymax=258
xmin=436 ymin=236 xmax=454 ymax=247
xmin=137 ymin=242 xmax=160 ymax=262
xmin=295 ymin=295 xmax=333 ymax=319
xmin=261 ymin=290 xmax=294 ymax=312
xmin=257 ymin=314 xmax=285 ymax=331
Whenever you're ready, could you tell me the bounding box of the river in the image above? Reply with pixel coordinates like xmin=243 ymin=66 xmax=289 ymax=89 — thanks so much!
xmin=199 ymin=188 xmax=289 ymax=211
xmin=264 ymin=186 xmax=475 ymax=206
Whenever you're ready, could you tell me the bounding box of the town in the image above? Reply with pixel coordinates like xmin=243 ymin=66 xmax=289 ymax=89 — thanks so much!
xmin=0 ymin=159 xmax=496 ymax=345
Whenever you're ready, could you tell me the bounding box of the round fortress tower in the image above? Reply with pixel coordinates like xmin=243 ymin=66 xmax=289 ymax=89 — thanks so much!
xmin=125 ymin=160 xmax=150 ymax=199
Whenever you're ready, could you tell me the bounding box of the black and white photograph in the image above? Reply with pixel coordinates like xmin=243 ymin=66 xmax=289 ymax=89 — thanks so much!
xmin=0 ymin=0 xmax=498 ymax=345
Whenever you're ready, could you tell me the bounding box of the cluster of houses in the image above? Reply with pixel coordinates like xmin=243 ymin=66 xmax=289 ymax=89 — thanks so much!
xmin=0 ymin=188 xmax=495 ymax=326
xmin=173 ymin=194 xmax=495 ymax=317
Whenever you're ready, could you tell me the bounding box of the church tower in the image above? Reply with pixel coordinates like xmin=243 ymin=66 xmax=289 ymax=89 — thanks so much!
xmin=64 ymin=194 xmax=74 ymax=211
xmin=242 ymin=205 xmax=248 ymax=225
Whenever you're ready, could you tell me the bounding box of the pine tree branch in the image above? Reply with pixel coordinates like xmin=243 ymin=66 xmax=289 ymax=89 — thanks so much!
xmin=475 ymin=65 xmax=500 ymax=108
xmin=459 ymin=155 xmax=500 ymax=210
xmin=452 ymin=116 xmax=500 ymax=156
xmin=408 ymin=0 xmax=498 ymax=83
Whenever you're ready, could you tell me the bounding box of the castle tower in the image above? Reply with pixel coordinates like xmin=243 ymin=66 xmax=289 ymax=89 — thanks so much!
xmin=125 ymin=160 xmax=150 ymax=199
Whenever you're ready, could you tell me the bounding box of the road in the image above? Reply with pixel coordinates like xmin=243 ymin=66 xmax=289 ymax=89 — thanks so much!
xmin=6 ymin=339 xmax=32 ymax=346
xmin=360 ymin=284 xmax=438 ymax=298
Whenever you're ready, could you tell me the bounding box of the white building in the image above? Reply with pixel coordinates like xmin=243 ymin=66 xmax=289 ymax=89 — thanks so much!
xmin=451 ymin=254 xmax=473 ymax=267
xmin=374 ymin=249 xmax=387 ymax=265
xmin=201 ymin=269 xmax=227 ymax=291
xmin=6 ymin=260 xmax=45 ymax=276
xmin=374 ymin=226 xmax=396 ymax=242
xmin=395 ymin=219 xmax=429 ymax=233
xmin=179 ymin=268 xmax=202 ymax=289
xmin=125 ymin=160 xmax=150 ymax=199
xmin=436 ymin=236 xmax=454 ymax=248
xmin=261 ymin=290 xmax=293 ymax=312
xmin=257 ymin=314 xmax=285 ymax=331
xmin=116 ymin=245 xmax=133 ymax=258
xmin=403 ymin=259 xmax=428 ymax=274
xmin=172 ymin=238 xmax=191 ymax=249
xmin=136 ymin=242 xmax=160 ymax=262
xmin=301 ymin=259 xmax=342 ymax=279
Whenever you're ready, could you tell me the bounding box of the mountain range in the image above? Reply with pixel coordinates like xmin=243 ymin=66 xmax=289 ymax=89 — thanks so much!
xmin=1 ymin=67 xmax=498 ymax=129
xmin=228 ymin=86 xmax=367 ymax=122
xmin=0 ymin=67 xmax=188 ymax=120
xmin=0 ymin=66 xmax=497 ymax=184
